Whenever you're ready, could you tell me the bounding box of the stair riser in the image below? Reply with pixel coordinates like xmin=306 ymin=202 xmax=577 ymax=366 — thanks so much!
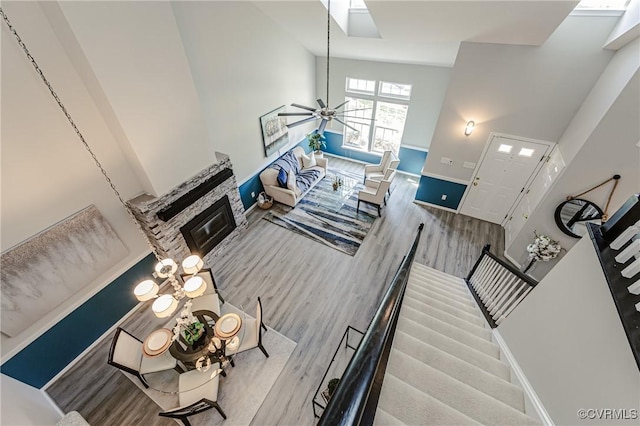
xmin=402 ymin=301 xmax=492 ymax=339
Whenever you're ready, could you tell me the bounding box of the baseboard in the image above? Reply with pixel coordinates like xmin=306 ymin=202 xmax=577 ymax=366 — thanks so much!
xmin=492 ymin=330 xmax=554 ymax=426
xmin=413 ymin=199 xmax=459 ymax=214
xmin=41 ymin=388 xmax=65 ymax=417
xmin=503 ymin=250 xmax=522 ymax=269
xmin=244 ymin=202 xmax=259 ymax=215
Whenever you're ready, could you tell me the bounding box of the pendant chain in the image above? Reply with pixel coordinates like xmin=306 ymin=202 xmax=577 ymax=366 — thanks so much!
xmin=1 ymin=7 xmax=162 ymax=261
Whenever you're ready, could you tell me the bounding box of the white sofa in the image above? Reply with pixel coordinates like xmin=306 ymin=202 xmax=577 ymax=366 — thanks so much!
xmin=259 ymin=147 xmax=328 ymax=207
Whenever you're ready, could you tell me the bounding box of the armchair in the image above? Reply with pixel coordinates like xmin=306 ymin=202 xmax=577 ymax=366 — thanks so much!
xmin=357 ymin=172 xmax=395 ymax=217
xmin=364 ymin=150 xmax=399 ymax=183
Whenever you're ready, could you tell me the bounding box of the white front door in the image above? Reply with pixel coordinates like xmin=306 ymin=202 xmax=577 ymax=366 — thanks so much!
xmin=461 ymin=135 xmax=552 ymax=225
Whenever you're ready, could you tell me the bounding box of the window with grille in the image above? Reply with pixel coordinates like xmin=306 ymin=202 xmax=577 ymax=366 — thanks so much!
xmin=342 ymin=78 xmax=411 ymax=154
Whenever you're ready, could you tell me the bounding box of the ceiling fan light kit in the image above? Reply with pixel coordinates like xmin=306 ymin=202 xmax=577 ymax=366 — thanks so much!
xmin=278 ymin=0 xmax=366 ymax=135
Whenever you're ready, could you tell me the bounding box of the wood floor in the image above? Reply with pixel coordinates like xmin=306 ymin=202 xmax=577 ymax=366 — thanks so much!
xmin=46 ymin=156 xmax=504 ymax=425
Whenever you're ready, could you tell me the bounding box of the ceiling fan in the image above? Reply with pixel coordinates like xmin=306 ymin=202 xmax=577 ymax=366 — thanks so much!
xmin=278 ymin=0 xmax=369 ymax=135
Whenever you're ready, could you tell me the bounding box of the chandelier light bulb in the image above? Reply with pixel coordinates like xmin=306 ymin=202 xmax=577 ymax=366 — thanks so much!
xmin=155 ymin=258 xmax=178 ymax=278
xmin=133 ymin=279 xmax=158 ymax=302
xmin=152 ymin=294 xmax=178 ymax=318
xmin=182 ymin=255 xmax=204 ymax=275
xmin=184 ymin=276 xmax=207 ymax=298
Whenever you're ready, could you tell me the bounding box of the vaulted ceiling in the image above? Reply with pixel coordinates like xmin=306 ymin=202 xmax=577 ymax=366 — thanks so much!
xmin=252 ymin=0 xmax=579 ymax=66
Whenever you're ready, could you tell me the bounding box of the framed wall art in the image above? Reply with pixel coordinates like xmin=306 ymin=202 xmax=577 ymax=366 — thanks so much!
xmin=260 ymin=105 xmax=290 ymax=157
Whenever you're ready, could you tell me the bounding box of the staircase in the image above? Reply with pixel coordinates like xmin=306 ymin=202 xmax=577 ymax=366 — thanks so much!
xmin=374 ymin=262 xmax=540 ymax=425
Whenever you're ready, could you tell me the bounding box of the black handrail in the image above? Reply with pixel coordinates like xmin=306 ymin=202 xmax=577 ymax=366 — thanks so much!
xmin=318 ymin=223 xmax=424 ymax=426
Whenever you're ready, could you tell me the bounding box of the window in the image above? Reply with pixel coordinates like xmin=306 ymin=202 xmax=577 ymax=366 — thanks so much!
xmin=342 ymin=78 xmax=411 ymax=154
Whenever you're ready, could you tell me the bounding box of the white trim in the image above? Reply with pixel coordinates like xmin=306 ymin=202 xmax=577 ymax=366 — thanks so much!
xmin=400 ymin=144 xmax=429 ymax=153
xmin=339 ymin=144 xmax=384 ymax=158
xmin=420 ymin=172 xmax=470 ymax=186
xmin=413 ymin=199 xmax=459 ymax=214
xmin=396 ymin=170 xmax=421 ymax=179
xmin=324 ymin=152 xmax=370 ymax=165
xmin=244 ymin=202 xmax=259 ymax=215
xmin=570 ymin=9 xmax=625 ymax=17
xmin=41 ymin=388 xmax=65 ymax=416
xmin=493 ymin=330 xmax=555 ymax=426
xmin=503 ymin=250 xmax=522 ymax=269
xmin=1 ymin=251 xmax=151 ymax=364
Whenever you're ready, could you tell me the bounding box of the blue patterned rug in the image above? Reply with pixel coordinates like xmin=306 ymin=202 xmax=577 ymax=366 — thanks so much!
xmin=263 ymin=169 xmax=378 ymax=256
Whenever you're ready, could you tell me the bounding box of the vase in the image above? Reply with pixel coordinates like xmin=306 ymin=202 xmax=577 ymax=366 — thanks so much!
xmin=186 ymin=329 xmax=207 ymax=350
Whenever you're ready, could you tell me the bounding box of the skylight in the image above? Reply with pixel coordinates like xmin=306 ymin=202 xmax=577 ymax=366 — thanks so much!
xmin=574 ymin=0 xmax=629 ymax=10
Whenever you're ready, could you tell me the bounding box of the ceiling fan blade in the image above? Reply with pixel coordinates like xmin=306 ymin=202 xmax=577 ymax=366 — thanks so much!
xmin=287 ymin=116 xmax=318 ymax=128
xmin=291 ymin=103 xmax=317 ymax=112
xmin=316 ymin=98 xmax=327 ymax=109
xmin=278 ymin=112 xmax=314 ymax=116
xmin=318 ymin=119 xmax=327 ymax=134
xmin=332 ymin=100 xmax=349 ymax=110
xmin=334 ymin=117 xmax=359 ymax=132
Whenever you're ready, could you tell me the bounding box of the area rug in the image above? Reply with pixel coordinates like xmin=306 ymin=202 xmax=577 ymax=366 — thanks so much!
xmin=123 ymin=304 xmax=296 ymax=426
xmin=263 ymin=169 xmax=378 ymax=256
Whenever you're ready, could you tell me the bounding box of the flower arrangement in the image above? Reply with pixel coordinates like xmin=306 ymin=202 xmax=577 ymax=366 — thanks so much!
xmin=172 ymin=300 xmax=204 ymax=346
xmin=526 ymin=231 xmax=562 ymax=262
xmin=307 ymin=132 xmax=326 ymax=153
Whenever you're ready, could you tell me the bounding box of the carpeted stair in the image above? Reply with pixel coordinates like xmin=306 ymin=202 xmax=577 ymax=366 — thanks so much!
xmin=374 ymin=263 xmax=540 ymax=425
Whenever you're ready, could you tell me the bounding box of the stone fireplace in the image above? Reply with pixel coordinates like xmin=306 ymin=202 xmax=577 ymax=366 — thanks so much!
xmin=128 ymin=152 xmax=248 ymax=266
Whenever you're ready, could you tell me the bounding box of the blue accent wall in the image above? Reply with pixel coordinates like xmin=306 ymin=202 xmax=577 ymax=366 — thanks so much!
xmin=415 ymin=175 xmax=468 ymax=210
xmin=322 ymin=132 xmax=382 ymax=164
xmin=397 ymin=146 xmax=428 ymax=175
xmin=238 ymin=174 xmax=265 ymax=210
xmin=1 ymin=254 xmax=157 ymax=388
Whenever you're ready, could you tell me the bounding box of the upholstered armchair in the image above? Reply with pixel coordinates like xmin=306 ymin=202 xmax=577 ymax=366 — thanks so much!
xmin=357 ymin=171 xmax=395 ymax=217
xmin=365 ymin=167 xmax=396 ymax=196
xmin=364 ymin=151 xmax=400 ymax=183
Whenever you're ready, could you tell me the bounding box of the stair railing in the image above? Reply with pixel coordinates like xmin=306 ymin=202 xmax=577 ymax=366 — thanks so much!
xmin=318 ymin=223 xmax=424 ymax=426
xmin=465 ymin=244 xmax=538 ymax=327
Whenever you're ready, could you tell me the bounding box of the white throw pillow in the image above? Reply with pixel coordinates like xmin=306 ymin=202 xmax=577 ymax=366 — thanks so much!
xmin=301 ymin=152 xmax=317 ymax=169
xmin=287 ymin=170 xmax=297 ymax=192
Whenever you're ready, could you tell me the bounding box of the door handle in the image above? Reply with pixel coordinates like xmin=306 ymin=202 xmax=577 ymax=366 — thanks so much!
xmin=523 ymin=214 xmax=528 ymax=219
xmin=473 ymin=182 xmax=478 ymax=186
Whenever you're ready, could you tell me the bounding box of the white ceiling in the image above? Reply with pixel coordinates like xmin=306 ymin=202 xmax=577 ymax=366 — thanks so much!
xmin=252 ymin=0 xmax=580 ymax=67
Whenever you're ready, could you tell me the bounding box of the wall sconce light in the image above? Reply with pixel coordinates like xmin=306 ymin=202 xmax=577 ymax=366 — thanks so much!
xmin=464 ymin=121 xmax=475 ymax=136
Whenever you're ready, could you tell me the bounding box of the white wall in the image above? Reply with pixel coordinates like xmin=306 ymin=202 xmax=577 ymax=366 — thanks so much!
xmin=0 ymin=374 xmax=63 ymax=425
xmin=1 ymin=1 xmax=149 ymax=358
xmin=506 ymin=41 xmax=640 ymax=276
xmin=170 ymin=1 xmax=316 ymax=181
xmin=499 ymin=236 xmax=640 ymax=425
xmin=56 ymin=1 xmax=214 ymax=197
xmin=424 ymin=16 xmax=617 ymax=182
xmin=315 ymin=57 xmax=451 ymax=149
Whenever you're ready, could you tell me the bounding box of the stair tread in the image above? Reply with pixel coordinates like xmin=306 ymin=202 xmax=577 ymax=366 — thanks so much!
xmin=411 ymin=264 xmax=467 ymax=284
xmin=396 ymin=319 xmax=510 ymax=379
xmin=391 ymin=335 xmax=525 ymax=410
xmin=404 ymin=290 xmax=485 ymax=326
xmin=386 ymin=350 xmax=539 ymax=425
xmin=378 ymin=374 xmax=481 ymax=426
xmin=408 ymin=271 xmax=472 ymax=296
xmin=373 ymin=408 xmax=407 ymax=426
xmin=402 ymin=300 xmax=492 ymax=339
xmin=406 ymin=285 xmax=480 ymax=314
xmin=408 ymin=278 xmax=476 ymax=305
xmin=399 ymin=304 xmax=500 ymax=356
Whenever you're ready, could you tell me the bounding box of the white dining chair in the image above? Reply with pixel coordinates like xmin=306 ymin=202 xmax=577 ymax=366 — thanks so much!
xmin=190 ymin=293 xmax=221 ymax=317
xmin=158 ymin=366 xmax=226 ymax=425
xmin=225 ymin=297 xmax=269 ymax=358
xmin=107 ymin=327 xmax=180 ymax=388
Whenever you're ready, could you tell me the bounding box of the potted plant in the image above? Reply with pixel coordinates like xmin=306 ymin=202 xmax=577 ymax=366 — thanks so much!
xmin=172 ymin=300 xmax=206 ymax=349
xmin=307 ymin=132 xmax=326 ymax=155
xmin=322 ymin=377 xmax=340 ymax=403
